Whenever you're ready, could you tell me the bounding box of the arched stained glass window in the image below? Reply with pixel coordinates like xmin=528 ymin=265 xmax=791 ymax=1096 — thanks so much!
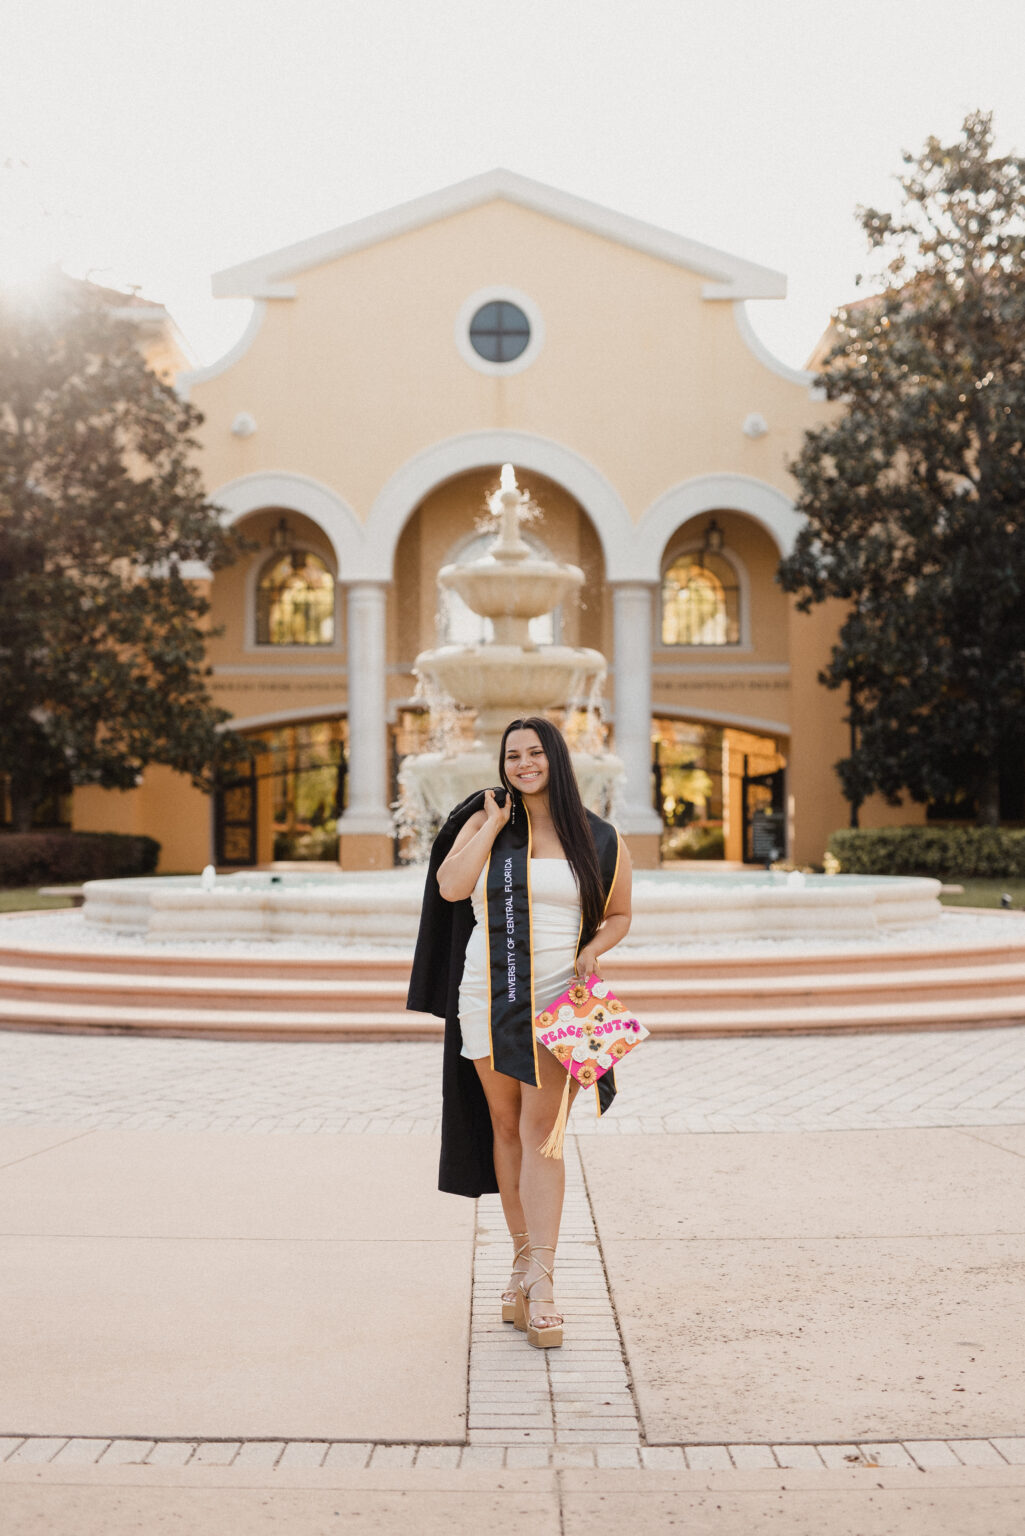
xmin=661 ymin=551 xmax=740 ymax=646
xmin=256 ymin=551 xmax=336 ymax=646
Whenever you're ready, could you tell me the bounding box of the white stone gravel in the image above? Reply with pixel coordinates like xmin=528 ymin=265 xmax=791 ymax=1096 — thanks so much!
xmin=622 ymin=909 xmax=1025 ymax=956
xmin=0 ymin=910 xmax=413 ymax=958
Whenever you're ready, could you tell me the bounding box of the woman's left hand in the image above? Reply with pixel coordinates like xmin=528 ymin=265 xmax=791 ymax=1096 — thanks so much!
xmin=575 ymin=946 xmax=602 ymax=981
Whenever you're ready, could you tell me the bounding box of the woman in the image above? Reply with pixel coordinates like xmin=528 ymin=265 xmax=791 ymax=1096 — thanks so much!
xmin=406 ymin=717 xmax=632 ymax=1348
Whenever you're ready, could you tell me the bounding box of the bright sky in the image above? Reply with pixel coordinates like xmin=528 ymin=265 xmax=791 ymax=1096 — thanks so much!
xmin=3 ymin=0 xmax=1023 ymax=370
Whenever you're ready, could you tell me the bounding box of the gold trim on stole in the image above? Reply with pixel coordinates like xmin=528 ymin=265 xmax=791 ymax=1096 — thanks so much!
xmin=523 ymin=799 xmax=541 ymax=1088
xmin=603 ymin=829 xmax=622 ymax=916
xmin=481 ymin=848 xmax=495 ymax=1071
xmin=595 ymin=828 xmax=622 ymax=1116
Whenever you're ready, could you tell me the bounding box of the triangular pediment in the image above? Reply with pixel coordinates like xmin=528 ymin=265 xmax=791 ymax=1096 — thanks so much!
xmin=212 ymin=169 xmax=786 ymax=302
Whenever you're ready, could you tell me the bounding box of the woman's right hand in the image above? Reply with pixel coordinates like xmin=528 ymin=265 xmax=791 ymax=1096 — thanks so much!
xmin=483 ymin=788 xmax=512 ymax=829
xmin=437 ymin=794 xmax=510 ymax=900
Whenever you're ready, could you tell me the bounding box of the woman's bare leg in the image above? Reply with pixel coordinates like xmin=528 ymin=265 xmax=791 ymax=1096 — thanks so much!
xmin=473 ymin=1059 xmax=527 ymax=1295
xmin=517 ymin=1047 xmax=580 ymax=1326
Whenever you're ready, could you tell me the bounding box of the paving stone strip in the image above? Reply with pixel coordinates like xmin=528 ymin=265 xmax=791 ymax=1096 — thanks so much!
xmin=2 ymin=1436 xmax=1023 ymax=1470
xmin=468 ymin=1140 xmax=639 ymax=1448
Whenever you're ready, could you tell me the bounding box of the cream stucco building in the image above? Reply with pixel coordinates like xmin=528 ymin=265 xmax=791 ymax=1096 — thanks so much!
xmin=74 ymin=170 xmax=921 ymax=871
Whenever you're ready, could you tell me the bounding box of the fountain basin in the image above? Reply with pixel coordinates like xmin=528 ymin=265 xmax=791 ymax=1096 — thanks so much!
xmin=81 ymin=868 xmax=943 ymax=945
xmin=82 ymin=871 xmax=417 ymax=944
xmin=439 ymin=554 xmax=583 ymax=624
xmin=414 ymin=642 xmax=605 ymax=719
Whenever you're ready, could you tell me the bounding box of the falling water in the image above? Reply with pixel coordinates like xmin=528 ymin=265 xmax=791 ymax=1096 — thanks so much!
xmin=413 ymin=671 xmax=466 ymax=758
xmin=395 ymin=463 xmax=623 ymax=856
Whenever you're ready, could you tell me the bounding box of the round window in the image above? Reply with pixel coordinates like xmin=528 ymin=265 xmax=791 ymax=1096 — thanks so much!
xmin=468 ymin=300 xmax=531 ymax=363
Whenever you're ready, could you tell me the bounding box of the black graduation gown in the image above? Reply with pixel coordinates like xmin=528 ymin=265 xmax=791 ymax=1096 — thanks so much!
xmin=405 ymin=787 xmax=622 ymax=1198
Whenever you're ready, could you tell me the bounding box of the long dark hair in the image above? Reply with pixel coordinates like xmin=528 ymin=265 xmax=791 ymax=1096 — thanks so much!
xmin=498 ymin=716 xmax=606 ymax=941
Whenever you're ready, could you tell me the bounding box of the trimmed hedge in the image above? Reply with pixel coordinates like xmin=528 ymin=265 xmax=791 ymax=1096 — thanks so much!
xmin=827 ymin=826 xmax=1025 ymax=880
xmin=0 ymin=831 xmax=161 ymax=888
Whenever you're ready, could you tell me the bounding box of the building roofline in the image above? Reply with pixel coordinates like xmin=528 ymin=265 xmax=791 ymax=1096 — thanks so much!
xmin=211 ymin=168 xmax=787 ymax=303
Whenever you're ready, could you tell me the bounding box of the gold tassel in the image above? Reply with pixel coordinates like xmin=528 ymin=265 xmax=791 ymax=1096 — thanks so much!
xmin=538 ymin=1071 xmax=572 ymax=1159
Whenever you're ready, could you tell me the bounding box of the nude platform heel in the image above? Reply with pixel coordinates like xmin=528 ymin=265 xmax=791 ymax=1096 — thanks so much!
xmin=502 ymin=1232 xmax=530 ymax=1324
xmin=514 ymin=1245 xmax=563 ymax=1348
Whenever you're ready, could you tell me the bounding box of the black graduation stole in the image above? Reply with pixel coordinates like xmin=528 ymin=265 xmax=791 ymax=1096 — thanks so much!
xmin=483 ymin=796 xmax=537 ymax=1085
xmin=482 ymin=795 xmax=622 ymax=1115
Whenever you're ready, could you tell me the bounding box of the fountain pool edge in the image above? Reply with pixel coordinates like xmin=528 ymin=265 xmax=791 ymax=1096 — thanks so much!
xmin=75 ymin=869 xmax=944 ymax=945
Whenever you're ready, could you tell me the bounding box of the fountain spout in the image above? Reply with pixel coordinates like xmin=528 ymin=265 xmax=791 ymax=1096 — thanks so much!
xmin=437 ymin=464 xmax=585 ymax=654
xmin=491 ymin=462 xmax=531 ymax=561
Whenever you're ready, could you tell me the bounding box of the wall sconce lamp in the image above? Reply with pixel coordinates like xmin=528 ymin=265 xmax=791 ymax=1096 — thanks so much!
xmin=700 ymin=517 xmax=725 ymax=561
xmin=270 ymin=515 xmax=293 ymax=552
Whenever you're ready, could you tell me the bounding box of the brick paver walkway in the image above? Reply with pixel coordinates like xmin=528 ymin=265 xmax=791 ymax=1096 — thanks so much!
xmin=469 ymin=1142 xmax=637 ymax=1451
xmin=1 ymin=1026 xmax=1023 ymax=1134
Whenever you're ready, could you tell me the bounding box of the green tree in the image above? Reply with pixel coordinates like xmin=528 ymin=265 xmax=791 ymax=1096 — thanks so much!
xmin=0 ymin=273 xmax=249 ymax=831
xmin=779 ymin=111 xmax=1025 ymax=827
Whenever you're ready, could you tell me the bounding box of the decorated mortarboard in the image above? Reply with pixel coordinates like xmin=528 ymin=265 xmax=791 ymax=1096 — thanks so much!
xmin=533 ymin=974 xmax=648 ymax=1158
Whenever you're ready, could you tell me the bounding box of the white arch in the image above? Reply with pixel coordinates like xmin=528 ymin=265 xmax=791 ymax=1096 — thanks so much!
xmin=653 ymin=702 xmax=791 ymax=738
xmin=218 ymin=703 xmax=346 ymax=734
xmin=364 ymin=430 xmax=633 ymax=580
xmin=637 ymin=473 xmax=803 ymax=574
xmin=732 ymin=302 xmax=818 ymax=390
xmin=210 ymin=471 xmax=363 ymax=572
xmin=175 ymin=301 xmax=267 ymax=402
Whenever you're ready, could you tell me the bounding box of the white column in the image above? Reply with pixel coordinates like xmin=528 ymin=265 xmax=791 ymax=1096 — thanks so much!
xmin=339 ymin=581 xmax=393 ymax=835
xmin=612 ymin=582 xmax=663 ymax=836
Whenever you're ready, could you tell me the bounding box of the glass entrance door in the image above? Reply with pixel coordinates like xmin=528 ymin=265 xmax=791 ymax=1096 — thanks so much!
xmin=268 ymin=718 xmax=348 ymax=861
xmin=652 ymin=719 xmax=725 ymax=860
xmin=742 ymin=760 xmax=787 ymax=864
xmin=214 ymin=761 xmax=257 ymax=866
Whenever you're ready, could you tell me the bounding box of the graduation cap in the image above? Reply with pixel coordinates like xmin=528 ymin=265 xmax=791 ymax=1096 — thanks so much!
xmin=533 ymin=974 xmax=649 ymax=1158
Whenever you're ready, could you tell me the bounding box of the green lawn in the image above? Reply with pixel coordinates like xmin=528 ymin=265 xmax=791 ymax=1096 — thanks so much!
xmin=0 ymin=887 xmax=79 ymax=913
xmin=939 ymin=878 xmax=1025 ymax=910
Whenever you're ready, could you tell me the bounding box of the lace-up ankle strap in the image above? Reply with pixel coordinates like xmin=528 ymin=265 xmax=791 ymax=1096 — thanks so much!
xmin=524 ymin=1245 xmax=556 ymax=1291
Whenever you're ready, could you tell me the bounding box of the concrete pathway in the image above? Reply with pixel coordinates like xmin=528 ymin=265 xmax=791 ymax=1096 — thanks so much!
xmin=1 ymin=1028 xmax=1024 ymax=1532
xmin=583 ymin=1126 xmax=1025 ymax=1444
xmin=0 ymin=1127 xmax=470 ymax=1441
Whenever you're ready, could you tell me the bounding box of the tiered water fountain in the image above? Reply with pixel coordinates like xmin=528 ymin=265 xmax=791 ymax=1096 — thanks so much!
xmin=73 ymin=462 xmax=944 ymax=951
xmin=397 ymin=464 xmax=624 ymax=844
xmin=8 ymin=463 xmax=1019 ymax=1039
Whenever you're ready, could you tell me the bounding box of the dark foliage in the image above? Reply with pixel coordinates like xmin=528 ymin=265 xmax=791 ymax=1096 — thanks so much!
xmin=0 ymin=274 xmax=251 ymax=830
xmin=0 ymin=830 xmax=161 ymax=887
xmin=778 ymin=113 xmax=1025 ymax=826
xmin=827 ymin=825 xmax=1025 ymax=879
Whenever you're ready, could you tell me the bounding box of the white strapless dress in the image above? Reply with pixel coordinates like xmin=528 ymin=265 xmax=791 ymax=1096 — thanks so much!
xmin=458 ymin=858 xmax=581 ymax=1062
